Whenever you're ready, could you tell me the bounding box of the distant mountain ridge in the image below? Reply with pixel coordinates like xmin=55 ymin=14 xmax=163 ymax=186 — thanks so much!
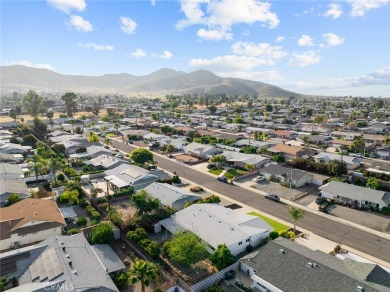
xmin=1 ymin=65 xmax=304 ymax=98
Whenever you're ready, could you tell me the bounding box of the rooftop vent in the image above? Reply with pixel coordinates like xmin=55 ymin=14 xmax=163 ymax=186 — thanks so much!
xmin=230 ymin=227 xmax=234 ymax=231
xmin=72 ymin=270 xmax=78 ymax=275
xmin=279 ymin=249 xmax=285 ymax=254
xmin=34 ymin=212 xmax=39 ymax=215
xmin=217 ymin=220 xmax=221 ymax=223
xmin=69 ymin=261 xmax=73 ymax=267
xmin=66 ymin=255 xmax=71 ymax=258
xmin=62 ymin=247 xmax=66 ymax=252
xmin=356 ymin=286 xmax=364 ymax=292
xmin=60 ymin=241 xmax=64 ymax=245
xmin=307 ymin=262 xmax=314 ymax=268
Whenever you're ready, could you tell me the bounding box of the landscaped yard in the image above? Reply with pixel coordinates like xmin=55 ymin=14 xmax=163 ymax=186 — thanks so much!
xmin=224 ymin=168 xmax=246 ymax=180
xmin=208 ymin=167 xmax=223 ymax=175
xmin=247 ymin=212 xmax=290 ymax=231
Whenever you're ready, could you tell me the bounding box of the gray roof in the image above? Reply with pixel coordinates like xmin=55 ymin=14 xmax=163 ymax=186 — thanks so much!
xmin=262 ymin=164 xmax=310 ymax=181
xmin=241 ymin=237 xmax=389 ymax=292
xmin=313 ymin=152 xmax=360 ymax=165
xmin=223 ymin=151 xmax=269 ymax=165
xmin=0 ymin=178 xmax=30 ymax=202
xmin=0 ymin=163 xmax=24 ymax=180
xmin=18 ymin=234 xmax=118 ymax=292
xmin=0 ymin=153 xmax=18 ymax=163
xmin=319 ymin=181 xmax=390 ymax=206
xmin=59 ymin=207 xmax=77 ymax=220
xmin=234 ymin=139 xmax=276 ymax=148
xmin=91 ymin=244 xmax=125 ymax=274
xmin=86 ymin=145 xmax=114 ymax=157
xmin=143 ymin=182 xmax=201 ymax=208
xmin=164 ymin=204 xmax=272 ymax=249
xmin=184 ymin=142 xmax=219 ymax=155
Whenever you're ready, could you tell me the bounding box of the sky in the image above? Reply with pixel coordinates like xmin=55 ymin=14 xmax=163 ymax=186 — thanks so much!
xmin=1 ymin=0 xmax=390 ymax=97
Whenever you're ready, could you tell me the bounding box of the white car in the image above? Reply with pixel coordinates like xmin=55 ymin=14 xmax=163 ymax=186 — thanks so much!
xmin=115 ymin=154 xmax=124 ymax=158
xmin=252 ymin=176 xmax=265 ymax=183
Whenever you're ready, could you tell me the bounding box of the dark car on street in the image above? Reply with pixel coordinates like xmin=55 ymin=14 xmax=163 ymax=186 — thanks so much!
xmin=265 ymin=194 xmax=280 ymax=202
xmin=217 ymin=176 xmax=228 ymax=183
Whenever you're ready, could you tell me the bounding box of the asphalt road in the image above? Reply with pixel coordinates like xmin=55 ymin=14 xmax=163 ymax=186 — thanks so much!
xmin=109 ymin=139 xmax=390 ymax=263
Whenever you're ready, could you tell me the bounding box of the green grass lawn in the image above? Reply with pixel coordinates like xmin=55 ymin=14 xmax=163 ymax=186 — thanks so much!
xmin=247 ymin=212 xmax=290 ymax=231
xmin=208 ymin=167 xmax=223 ymax=175
xmin=224 ymin=168 xmax=246 ymax=180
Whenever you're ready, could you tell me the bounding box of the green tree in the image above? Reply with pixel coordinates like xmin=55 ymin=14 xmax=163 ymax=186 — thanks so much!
xmin=350 ymin=136 xmax=365 ymax=154
xmin=92 ymin=222 xmax=114 ymax=244
xmin=210 ymin=244 xmax=236 ymax=270
xmin=327 ymin=160 xmax=347 ymax=176
xmin=48 ymin=157 xmax=62 ymax=185
xmin=287 ymin=206 xmax=305 ymax=236
xmin=313 ymin=115 xmax=326 ymax=126
xmin=27 ymin=154 xmax=46 ymax=182
xmin=61 ymin=92 xmax=78 ymax=117
xmin=114 ymin=123 xmax=120 ymax=136
xmin=366 ymin=177 xmax=381 ymax=190
xmin=113 ymin=272 xmax=128 ymax=290
xmin=208 ymin=105 xmax=217 ymax=114
xmin=127 ymin=227 xmax=148 ymax=244
xmin=0 ymin=276 xmax=11 ymax=291
xmin=76 ymin=216 xmax=88 ymax=227
xmin=131 ymin=190 xmax=160 ymax=216
xmin=46 ymin=111 xmax=54 ymax=120
xmin=166 ymin=144 xmax=175 ymax=153
xmin=207 ymin=285 xmax=225 ymax=292
xmin=209 ymin=154 xmax=227 ymax=167
xmin=7 ymin=194 xmax=20 ymax=205
xmin=127 ymin=260 xmax=159 ymax=292
xmin=163 ymin=231 xmax=208 ymax=266
xmin=104 ymin=137 xmax=111 ymax=147
xmin=23 ymin=90 xmax=43 ymax=117
xmin=233 ymin=117 xmax=244 ymax=124
xmin=272 ymin=154 xmax=285 ymax=163
xmin=265 ymin=104 xmax=273 ymax=112
xmin=88 ymin=132 xmax=99 ymax=143
xmin=130 ymin=148 xmax=153 ymax=165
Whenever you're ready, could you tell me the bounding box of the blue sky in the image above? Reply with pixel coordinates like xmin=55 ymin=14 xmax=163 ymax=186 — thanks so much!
xmin=1 ymin=0 xmax=390 ymax=96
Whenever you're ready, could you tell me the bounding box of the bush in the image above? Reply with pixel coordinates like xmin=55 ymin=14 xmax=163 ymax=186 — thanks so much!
xmin=79 ymin=199 xmax=89 ymax=208
xmin=7 ymin=194 xmax=20 ymax=205
xmin=76 ymin=217 xmax=87 ymax=227
xmin=381 ymin=207 xmax=390 ymax=216
xmin=57 ymin=173 xmax=65 ymax=182
xmin=190 ymin=186 xmax=204 ymax=192
xmin=270 ymin=231 xmax=279 ymax=240
xmin=287 ymin=231 xmax=295 ymax=239
xmin=92 ymin=222 xmax=114 ymax=244
xmin=127 ymin=228 xmax=148 ymax=244
xmin=59 ymin=190 xmax=79 ymax=205
xmin=278 ymin=230 xmax=288 ymax=238
xmin=201 ymin=195 xmax=221 ymax=204
xmin=64 ymin=167 xmax=78 ymax=177
xmin=67 ymin=228 xmax=80 ymax=235
xmin=172 ymin=175 xmax=181 ymax=184
xmin=98 ymin=197 xmax=108 ymax=204
xmin=113 ymin=272 xmax=128 ymax=289
xmin=139 ymin=239 xmax=160 ymax=259
xmin=86 ymin=205 xmax=101 ymax=220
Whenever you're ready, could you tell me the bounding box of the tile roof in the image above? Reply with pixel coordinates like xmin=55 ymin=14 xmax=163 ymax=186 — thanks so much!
xmin=269 ymin=143 xmax=306 ymax=155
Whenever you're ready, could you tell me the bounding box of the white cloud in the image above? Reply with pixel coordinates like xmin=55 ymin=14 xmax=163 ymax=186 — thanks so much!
xmin=131 ymin=49 xmax=147 ymax=58
xmin=159 ymin=50 xmax=173 ymax=59
xmin=323 ymin=3 xmax=343 ymax=18
xmin=120 ymin=16 xmax=137 ymax=34
xmin=298 ymin=35 xmax=314 ymax=46
xmin=275 ymin=36 xmax=285 ymax=43
xmin=346 ymin=0 xmax=390 ymax=17
xmin=231 ymin=41 xmax=287 ymax=60
xmin=176 ymin=0 xmax=279 ymax=40
xmin=68 ymin=15 xmax=93 ymax=32
xmin=47 ymin=0 xmax=86 ymax=13
xmin=322 ymin=33 xmax=345 ymax=46
xmin=218 ymin=70 xmax=283 ymax=81
xmin=288 ymin=51 xmax=321 ymax=67
xmin=190 ymin=55 xmax=273 ymax=72
xmin=151 ymin=0 xmax=157 ymax=6
xmin=78 ymin=43 xmax=114 ymax=51
xmin=197 ymin=28 xmax=232 ymax=40
xmin=5 ymin=60 xmax=57 ymax=71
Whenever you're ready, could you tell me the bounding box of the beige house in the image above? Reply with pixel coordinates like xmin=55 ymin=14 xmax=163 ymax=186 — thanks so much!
xmin=0 ymin=199 xmax=65 ymax=251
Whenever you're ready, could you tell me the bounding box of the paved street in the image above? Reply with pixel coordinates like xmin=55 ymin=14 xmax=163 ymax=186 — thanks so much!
xmin=108 ymin=138 xmax=390 ymax=263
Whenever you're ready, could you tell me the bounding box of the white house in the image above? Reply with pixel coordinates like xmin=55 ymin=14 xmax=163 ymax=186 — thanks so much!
xmin=319 ymin=181 xmax=390 ymax=210
xmin=0 ymin=199 xmax=66 ymax=251
xmin=183 ymin=142 xmax=222 ymax=159
xmin=157 ymin=204 xmax=272 ymax=256
xmin=223 ymin=151 xmax=270 ymax=169
xmin=313 ymin=152 xmax=361 ymax=170
xmin=0 ymin=142 xmax=27 ymax=154
xmin=261 ymin=164 xmax=313 ymax=188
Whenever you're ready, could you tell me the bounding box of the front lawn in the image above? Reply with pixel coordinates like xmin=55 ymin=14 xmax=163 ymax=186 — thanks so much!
xmin=224 ymin=168 xmax=246 ymax=180
xmin=208 ymin=167 xmax=223 ymax=175
xmin=247 ymin=212 xmax=290 ymax=231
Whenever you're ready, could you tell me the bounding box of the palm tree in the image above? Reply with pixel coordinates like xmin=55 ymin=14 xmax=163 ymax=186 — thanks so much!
xmin=104 ymin=137 xmax=111 ymax=147
xmin=287 ymin=206 xmax=305 ymax=236
xmin=127 ymin=260 xmax=158 ymax=292
xmin=48 ymin=157 xmax=62 ymax=185
xmin=114 ymin=123 xmax=120 ymax=136
xmin=27 ymin=155 xmax=46 ymax=182
xmin=80 ymin=115 xmax=87 ymax=126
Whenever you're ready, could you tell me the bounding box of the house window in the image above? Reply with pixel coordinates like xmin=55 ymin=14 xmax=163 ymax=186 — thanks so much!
xmin=238 ymin=242 xmax=243 ymax=245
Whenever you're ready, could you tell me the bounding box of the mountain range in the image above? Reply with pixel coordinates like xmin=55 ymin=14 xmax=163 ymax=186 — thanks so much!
xmin=1 ymin=65 xmax=306 ymax=98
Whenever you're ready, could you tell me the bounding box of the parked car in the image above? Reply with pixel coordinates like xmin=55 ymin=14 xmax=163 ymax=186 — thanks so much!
xmin=265 ymin=194 xmax=280 ymax=202
xmin=351 ymin=153 xmax=363 ymax=158
xmin=115 ymin=154 xmax=124 ymax=158
xmin=252 ymin=175 xmax=265 ymax=183
xmin=315 ymin=197 xmax=327 ymax=205
xmin=207 ymin=163 xmax=216 ymax=169
xmin=217 ymin=176 xmax=228 ymax=183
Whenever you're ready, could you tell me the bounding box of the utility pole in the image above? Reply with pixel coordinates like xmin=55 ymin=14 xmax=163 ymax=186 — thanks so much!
xmin=289 ymin=167 xmax=292 ymax=201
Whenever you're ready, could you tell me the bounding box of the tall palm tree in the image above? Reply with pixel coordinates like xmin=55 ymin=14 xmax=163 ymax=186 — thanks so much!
xmin=287 ymin=206 xmax=305 ymax=236
xmin=127 ymin=260 xmax=158 ymax=292
xmin=48 ymin=157 xmax=62 ymax=185
xmin=27 ymin=155 xmax=46 ymax=182
xmin=114 ymin=123 xmax=120 ymax=136
xmin=104 ymin=137 xmax=111 ymax=148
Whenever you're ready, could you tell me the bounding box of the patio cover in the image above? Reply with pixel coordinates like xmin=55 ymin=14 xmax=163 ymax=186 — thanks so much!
xmin=159 ymin=218 xmax=184 ymax=234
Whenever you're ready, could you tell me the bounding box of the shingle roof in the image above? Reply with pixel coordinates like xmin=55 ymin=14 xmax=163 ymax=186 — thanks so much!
xmin=91 ymin=244 xmax=125 ymax=274
xmin=269 ymin=143 xmax=306 ymax=155
xmin=262 ymin=164 xmax=310 ymax=181
xmin=0 ymin=162 xmax=24 ymax=180
xmin=0 ymin=199 xmax=65 ymax=240
xmin=319 ymin=181 xmax=390 ymax=206
xmin=241 ymin=238 xmax=389 ymax=292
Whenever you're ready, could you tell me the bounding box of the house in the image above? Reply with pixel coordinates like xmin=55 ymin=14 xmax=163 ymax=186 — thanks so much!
xmin=375 ymin=147 xmax=390 ymax=159
xmin=319 ymin=181 xmax=390 ymax=210
xmin=233 ymin=139 xmax=276 ymax=150
xmin=0 ymin=199 xmax=66 ymax=251
xmin=331 ymin=139 xmax=353 ymax=149
xmin=0 ymin=234 xmax=119 ymax=291
xmin=183 ymin=142 xmax=222 ymax=159
xmin=104 ymin=164 xmax=169 ymax=191
xmin=299 ymin=134 xmax=332 ymax=145
xmin=0 ymin=153 xmax=18 ymax=164
xmin=268 ymin=144 xmax=309 ymax=160
xmin=85 ymin=155 xmax=129 ymax=170
xmin=157 ymin=204 xmax=272 ymax=256
xmin=223 ymin=151 xmax=270 ymax=169
xmin=143 ymin=182 xmax=201 ymax=210
xmin=363 ymin=134 xmax=386 ymax=145
xmin=0 ymin=163 xmax=24 ymax=180
xmin=274 ymin=130 xmax=297 ymax=140
xmin=86 ymin=145 xmax=114 ymax=159
xmin=331 ymin=131 xmax=362 ymax=140
xmin=0 ymin=178 xmax=30 ymax=207
xmin=313 ymin=152 xmax=361 ymax=169
xmin=0 ymin=142 xmax=27 ymax=154
xmin=261 ymin=164 xmax=313 ymax=187
xmin=240 ymin=237 xmax=390 ymax=292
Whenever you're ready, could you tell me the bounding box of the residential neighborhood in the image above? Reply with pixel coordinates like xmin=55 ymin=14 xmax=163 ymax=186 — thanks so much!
xmin=0 ymin=91 xmax=390 ymax=292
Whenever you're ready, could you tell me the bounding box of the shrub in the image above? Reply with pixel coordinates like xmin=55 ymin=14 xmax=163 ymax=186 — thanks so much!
xmin=278 ymin=230 xmax=288 ymax=238
xmin=139 ymin=239 xmax=160 ymax=259
xmin=172 ymin=175 xmax=181 ymax=184
xmin=7 ymin=194 xmax=20 ymax=205
xmin=57 ymin=173 xmax=65 ymax=182
xmin=113 ymin=272 xmax=128 ymax=289
xmin=127 ymin=228 xmax=148 ymax=244
xmin=381 ymin=207 xmax=390 ymax=216
xmin=67 ymin=228 xmax=80 ymax=235
xmin=98 ymin=197 xmax=108 ymax=204
xmin=79 ymin=199 xmax=89 ymax=208
xmin=201 ymin=195 xmax=220 ymax=204
xmin=92 ymin=222 xmax=114 ymax=244
xmin=287 ymin=231 xmax=295 ymax=239
xmin=190 ymin=186 xmax=204 ymax=192
xmin=76 ymin=217 xmax=87 ymax=227
xmin=270 ymin=231 xmax=279 ymax=240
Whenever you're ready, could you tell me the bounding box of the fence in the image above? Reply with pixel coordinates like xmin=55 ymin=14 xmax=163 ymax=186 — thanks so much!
xmin=189 ymin=262 xmax=239 ymax=292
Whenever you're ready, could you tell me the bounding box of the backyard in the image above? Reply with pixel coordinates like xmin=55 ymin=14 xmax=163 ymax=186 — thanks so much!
xmin=247 ymin=212 xmax=290 ymax=231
